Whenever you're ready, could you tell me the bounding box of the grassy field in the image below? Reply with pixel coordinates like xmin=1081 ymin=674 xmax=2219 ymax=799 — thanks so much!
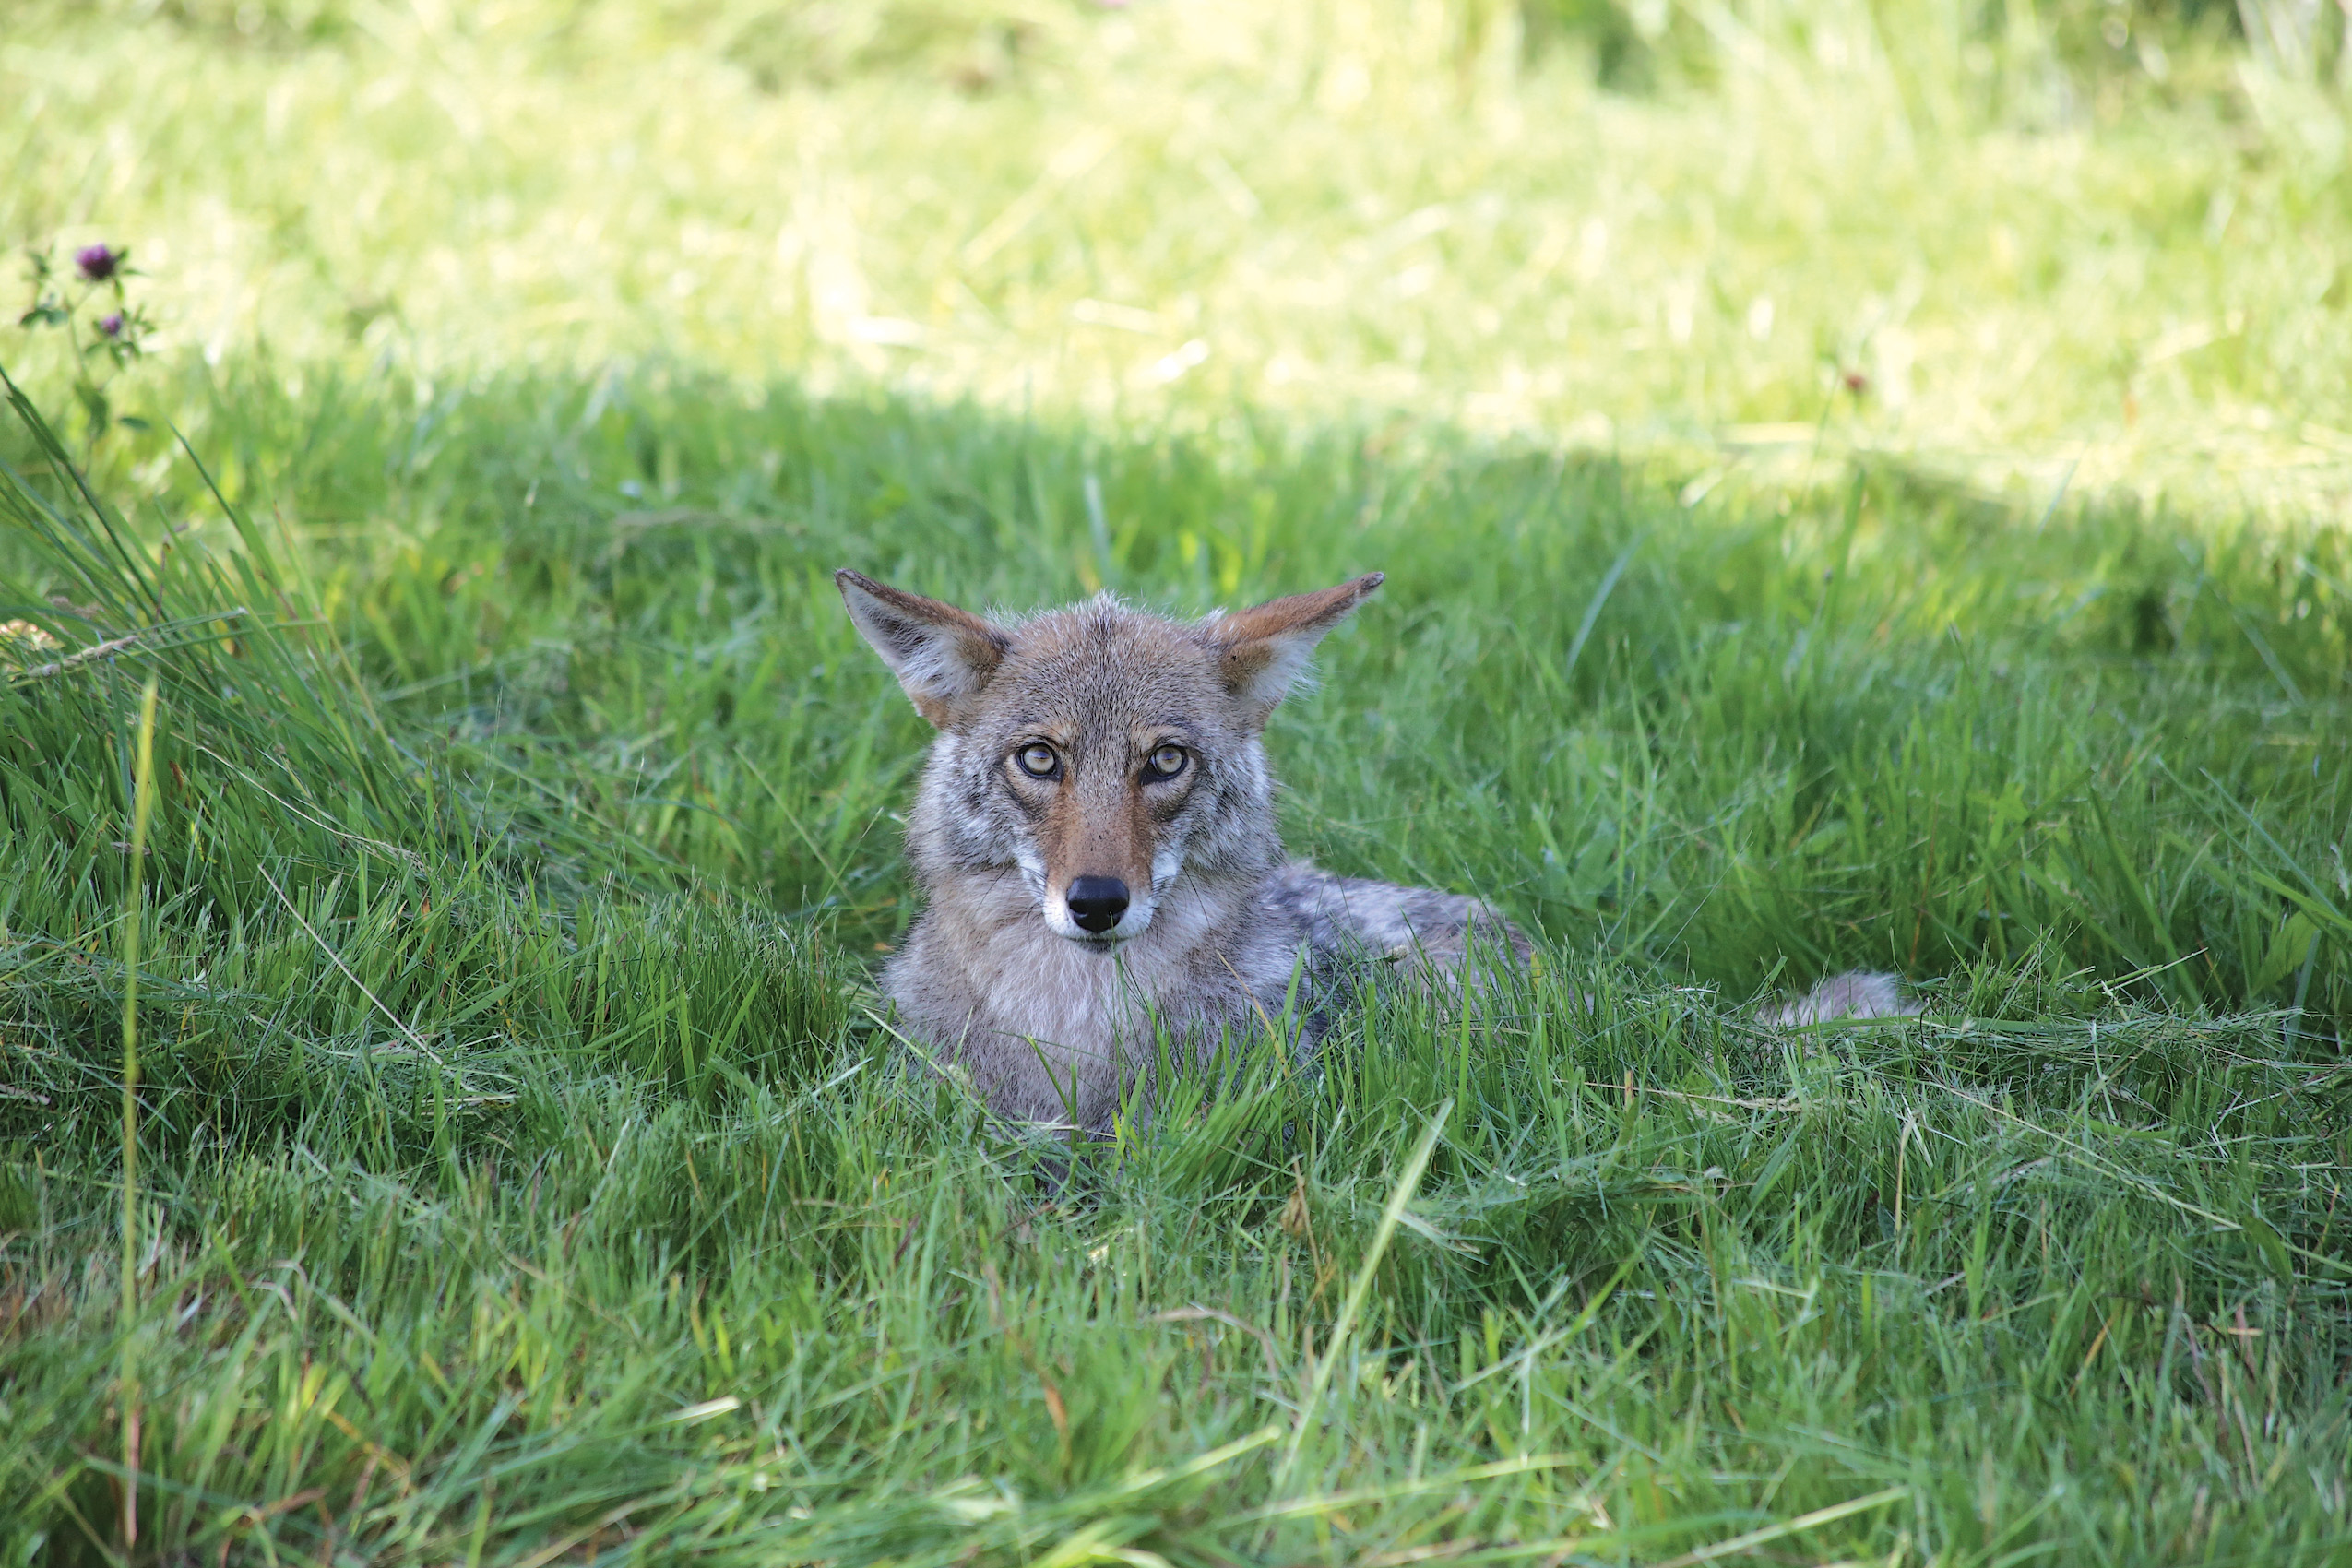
xmin=6 ymin=2 xmax=2352 ymax=1563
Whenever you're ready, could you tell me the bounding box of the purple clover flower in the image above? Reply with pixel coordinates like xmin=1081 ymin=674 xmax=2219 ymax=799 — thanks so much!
xmin=75 ymin=244 xmax=121 ymax=283
xmin=99 ymin=314 xmax=124 ymax=338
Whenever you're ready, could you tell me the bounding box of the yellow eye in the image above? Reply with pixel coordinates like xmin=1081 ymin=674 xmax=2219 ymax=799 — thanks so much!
xmin=1015 ymin=742 xmax=1059 ymax=778
xmin=1146 ymin=743 xmax=1187 ymax=778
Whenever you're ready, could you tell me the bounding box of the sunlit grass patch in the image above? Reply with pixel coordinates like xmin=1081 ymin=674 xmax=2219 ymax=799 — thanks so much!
xmin=7 ymin=0 xmax=2352 ymax=517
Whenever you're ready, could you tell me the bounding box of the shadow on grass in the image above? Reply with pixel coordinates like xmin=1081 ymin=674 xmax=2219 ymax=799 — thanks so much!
xmin=4 ymin=362 xmax=2350 ymax=1565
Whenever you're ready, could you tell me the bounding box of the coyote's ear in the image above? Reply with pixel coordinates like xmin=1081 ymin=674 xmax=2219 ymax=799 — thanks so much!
xmin=836 ymin=569 xmax=1009 ymax=728
xmin=1206 ymin=572 xmax=1384 ymax=726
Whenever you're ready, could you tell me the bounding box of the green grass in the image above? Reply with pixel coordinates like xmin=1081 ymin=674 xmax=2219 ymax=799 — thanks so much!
xmin=6 ymin=1 xmax=2352 ymax=1562
xmin=8 ymin=0 xmax=2352 ymax=517
xmin=3 ymin=353 xmax=2349 ymax=1562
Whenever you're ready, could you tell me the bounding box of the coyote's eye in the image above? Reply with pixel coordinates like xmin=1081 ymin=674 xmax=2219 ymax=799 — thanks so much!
xmin=1144 ymin=743 xmax=1188 ymax=779
xmin=1014 ymin=742 xmax=1060 ymax=779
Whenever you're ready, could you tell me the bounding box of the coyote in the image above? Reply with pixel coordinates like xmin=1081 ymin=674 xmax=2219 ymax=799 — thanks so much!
xmin=837 ymin=569 xmax=1907 ymax=1131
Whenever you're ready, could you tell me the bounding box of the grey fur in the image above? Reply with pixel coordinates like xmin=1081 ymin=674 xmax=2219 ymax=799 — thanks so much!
xmin=839 ymin=570 xmax=1521 ymax=1132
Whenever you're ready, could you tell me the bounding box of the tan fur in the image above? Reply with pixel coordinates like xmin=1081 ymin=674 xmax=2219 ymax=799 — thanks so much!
xmin=836 ymin=569 xmax=1911 ymax=1131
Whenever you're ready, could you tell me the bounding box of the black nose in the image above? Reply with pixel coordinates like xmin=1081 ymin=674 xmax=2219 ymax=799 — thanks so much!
xmin=1064 ymin=876 xmax=1130 ymax=934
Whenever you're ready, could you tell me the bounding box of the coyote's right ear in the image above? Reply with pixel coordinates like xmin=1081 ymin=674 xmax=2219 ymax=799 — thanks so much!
xmin=836 ymin=570 xmax=1009 ymax=728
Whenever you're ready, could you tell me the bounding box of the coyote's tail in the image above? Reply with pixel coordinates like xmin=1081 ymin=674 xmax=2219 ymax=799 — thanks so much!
xmin=1761 ymin=970 xmax=1918 ymax=1028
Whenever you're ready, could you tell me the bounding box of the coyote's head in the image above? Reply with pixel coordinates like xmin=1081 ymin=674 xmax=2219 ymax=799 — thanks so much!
xmin=837 ymin=569 xmax=1382 ymax=948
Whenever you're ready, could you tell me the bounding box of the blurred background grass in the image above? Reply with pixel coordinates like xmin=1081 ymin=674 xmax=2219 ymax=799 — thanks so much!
xmin=7 ymin=0 xmax=2352 ymax=517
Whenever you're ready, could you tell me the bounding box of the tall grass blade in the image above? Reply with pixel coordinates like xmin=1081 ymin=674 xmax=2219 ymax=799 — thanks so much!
xmin=1279 ymin=1099 xmax=1452 ymax=1485
xmin=117 ymin=671 xmax=159 ymax=1549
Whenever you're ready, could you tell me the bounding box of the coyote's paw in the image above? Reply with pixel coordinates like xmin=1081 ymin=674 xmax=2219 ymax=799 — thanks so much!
xmin=1761 ymin=970 xmax=1918 ymax=1028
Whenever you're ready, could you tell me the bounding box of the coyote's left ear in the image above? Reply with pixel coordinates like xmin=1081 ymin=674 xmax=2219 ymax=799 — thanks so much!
xmin=836 ymin=569 xmax=1010 ymax=728
xmin=1206 ymin=572 xmax=1384 ymax=727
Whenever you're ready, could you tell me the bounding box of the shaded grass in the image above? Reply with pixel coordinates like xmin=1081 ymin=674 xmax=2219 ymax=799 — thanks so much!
xmin=48 ymin=355 xmax=2348 ymax=1012
xmin=2 ymin=364 xmax=2349 ymax=1562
